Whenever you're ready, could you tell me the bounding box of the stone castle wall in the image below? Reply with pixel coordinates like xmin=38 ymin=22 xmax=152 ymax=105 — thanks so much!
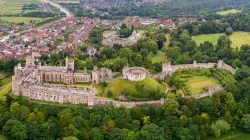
xmin=12 ymin=74 xmax=164 ymax=108
xmin=184 ymin=86 xmax=223 ymax=99
xmin=162 ymin=60 xmax=236 ymax=78
xmin=122 ymin=67 xmax=147 ymax=81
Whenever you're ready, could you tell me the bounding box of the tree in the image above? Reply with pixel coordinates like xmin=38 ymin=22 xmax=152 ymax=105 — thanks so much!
xmin=36 ymin=112 xmax=45 ymax=124
xmin=113 ymin=58 xmax=127 ymax=71
xmin=63 ymin=124 xmax=79 ymax=137
xmin=2 ymin=119 xmax=28 ymax=140
xmin=166 ymin=47 xmax=181 ymax=61
xmin=162 ymin=99 xmax=182 ymax=116
xmin=223 ymin=92 xmax=236 ymax=112
xmin=240 ymin=114 xmax=250 ymax=133
xmin=134 ymin=54 xmax=143 ymax=66
xmin=106 ymin=128 xmax=127 ymax=140
xmin=89 ymin=127 xmax=104 ymax=140
xmin=225 ymin=27 xmax=233 ymax=36
xmin=153 ymin=62 xmax=162 ymax=72
xmin=19 ymin=105 xmax=30 ymax=120
xmin=140 ymin=123 xmax=165 ymax=140
xmin=144 ymin=57 xmax=153 ymax=68
xmin=211 ymin=120 xmax=230 ymax=138
xmin=107 ymin=90 xmax=113 ymax=97
xmin=58 ymin=109 xmax=74 ymax=131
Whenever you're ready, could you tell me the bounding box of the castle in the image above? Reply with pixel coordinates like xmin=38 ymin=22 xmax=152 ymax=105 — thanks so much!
xmin=11 ymin=52 xmax=237 ymax=107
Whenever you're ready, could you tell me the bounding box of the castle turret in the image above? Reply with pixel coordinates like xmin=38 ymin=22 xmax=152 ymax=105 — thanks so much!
xmin=66 ymin=57 xmax=74 ymax=70
xmin=25 ymin=55 xmax=34 ymax=67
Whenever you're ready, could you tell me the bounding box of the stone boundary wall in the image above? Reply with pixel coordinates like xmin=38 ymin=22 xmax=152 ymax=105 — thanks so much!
xmin=154 ymin=60 xmax=237 ymax=80
xmin=184 ymin=86 xmax=223 ymax=99
xmin=93 ymin=97 xmax=165 ymax=108
xmin=13 ymin=76 xmax=165 ymax=108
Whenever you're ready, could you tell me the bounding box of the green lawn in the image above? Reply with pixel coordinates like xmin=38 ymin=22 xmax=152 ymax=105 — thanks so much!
xmin=0 ymin=77 xmax=12 ymax=85
xmin=230 ymin=32 xmax=250 ymax=48
xmin=0 ymin=82 xmax=12 ymax=96
xmin=217 ymin=9 xmax=242 ymax=15
xmin=186 ymin=76 xmax=220 ymax=95
xmin=0 ymin=77 xmax=12 ymax=96
xmin=207 ymin=130 xmax=250 ymax=140
xmin=0 ymin=17 xmax=42 ymax=24
xmin=0 ymin=134 xmax=8 ymax=140
xmin=97 ymin=77 xmax=165 ymax=98
xmin=0 ymin=0 xmax=40 ymax=15
xmin=192 ymin=33 xmax=224 ymax=46
xmin=151 ymin=51 xmax=168 ymax=63
xmin=192 ymin=32 xmax=250 ymax=48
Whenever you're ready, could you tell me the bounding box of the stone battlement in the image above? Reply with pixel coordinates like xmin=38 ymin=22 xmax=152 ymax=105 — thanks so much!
xmin=122 ymin=66 xmax=147 ymax=81
xmin=162 ymin=60 xmax=236 ymax=78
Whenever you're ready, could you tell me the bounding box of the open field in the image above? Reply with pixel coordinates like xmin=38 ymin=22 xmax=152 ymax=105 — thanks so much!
xmin=0 ymin=77 xmax=12 ymax=96
xmin=192 ymin=33 xmax=224 ymax=46
xmin=217 ymin=9 xmax=242 ymax=15
xmin=186 ymin=76 xmax=219 ymax=95
xmin=230 ymin=32 xmax=250 ymax=48
xmin=0 ymin=0 xmax=40 ymax=15
xmin=0 ymin=82 xmax=12 ymax=96
xmin=151 ymin=51 xmax=168 ymax=63
xmin=0 ymin=134 xmax=8 ymax=140
xmin=192 ymin=32 xmax=250 ymax=48
xmin=0 ymin=17 xmax=41 ymax=24
xmin=97 ymin=77 xmax=165 ymax=98
xmin=207 ymin=130 xmax=250 ymax=140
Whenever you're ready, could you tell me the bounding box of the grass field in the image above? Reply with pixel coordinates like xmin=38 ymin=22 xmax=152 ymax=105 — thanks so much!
xmin=151 ymin=51 xmax=168 ymax=63
xmin=186 ymin=76 xmax=219 ymax=95
xmin=0 ymin=77 xmax=12 ymax=96
xmin=0 ymin=17 xmax=41 ymax=24
xmin=217 ymin=9 xmax=242 ymax=15
xmin=192 ymin=32 xmax=250 ymax=48
xmin=0 ymin=134 xmax=8 ymax=140
xmin=192 ymin=33 xmax=224 ymax=46
xmin=97 ymin=77 xmax=165 ymax=98
xmin=0 ymin=0 xmax=40 ymax=15
xmin=207 ymin=130 xmax=250 ymax=140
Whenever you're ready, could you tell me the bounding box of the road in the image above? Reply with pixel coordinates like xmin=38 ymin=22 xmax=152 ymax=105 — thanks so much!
xmin=0 ymin=0 xmax=72 ymax=42
xmin=40 ymin=0 xmax=73 ymax=17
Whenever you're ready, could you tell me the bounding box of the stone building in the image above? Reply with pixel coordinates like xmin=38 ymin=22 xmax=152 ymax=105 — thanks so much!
xmin=122 ymin=67 xmax=147 ymax=81
xmin=12 ymin=52 xmax=114 ymax=106
xmin=16 ymin=52 xmax=113 ymax=85
xmin=124 ymin=16 xmax=141 ymax=29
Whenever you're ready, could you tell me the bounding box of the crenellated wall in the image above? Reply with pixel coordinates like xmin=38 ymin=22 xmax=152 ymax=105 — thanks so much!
xmin=162 ymin=60 xmax=236 ymax=78
xmin=122 ymin=67 xmax=147 ymax=81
